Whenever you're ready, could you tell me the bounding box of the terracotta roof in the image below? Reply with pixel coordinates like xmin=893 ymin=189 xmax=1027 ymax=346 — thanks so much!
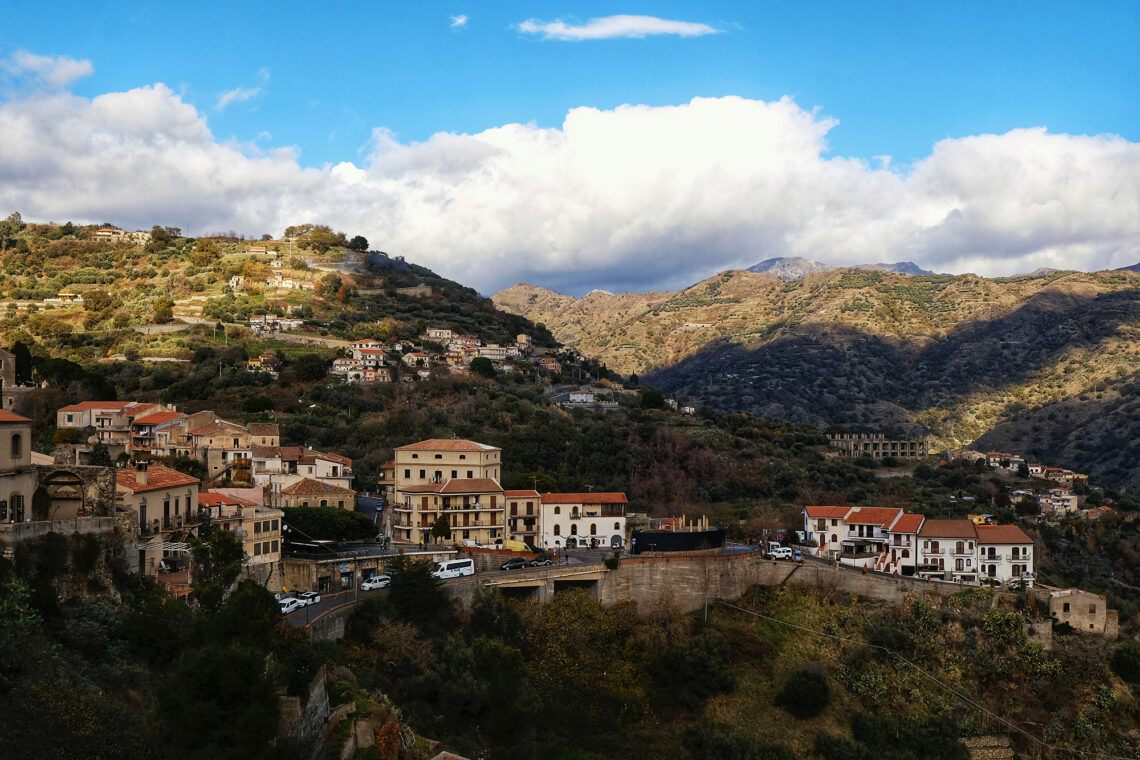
xmin=396 ymin=439 xmax=499 ymax=453
xmin=976 ymin=524 xmax=1033 ymax=544
xmin=251 ymin=444 xmax=282 ymax=459
xmin=804 ymin=506 xmax=853 ymax=519
xmin=59 ymin=401 xmax=134 ymax=412
xmin=918 ymin=519 xmax=978 ymax=539
xmin=198 ymin=492 xmax=254 ymax=507
xmin=188 ymin=420 xmax=245 ymax=436
xmin=132 ymin=411 xmax=183 ymax=426
xmin=359 ymin=349 xmax=386 ymax=355
xmin=300 ymin=450 xmax=351 ymax=466
xmin=381 ymin=461 xmax=395 ymax=470
xmin=0 ymin=410 xmax=32 ymax=423
xmin=541 ymin=492 xmax=628 ymax=505
xmin=117 ymin=465 xmax=199 ymax=493
xmin=248 ymin=423 xmax=279 ymax=436
xmin=401 ymin=483 xmax=444 ymax=494
xmin=889 ymin=514 xmax=925 ymax=533
xmin=439 ymin=478 xmax=503 ymax=494
xmin=504 ymin=489 xmax=540 ymax=498
xmin=845 ymin=507 xmax=903 ymax=526
xmin=280 ymin=478 xmax=355 ymax=497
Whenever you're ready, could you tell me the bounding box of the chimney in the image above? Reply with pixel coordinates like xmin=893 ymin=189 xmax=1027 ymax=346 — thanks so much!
xmin=137 ymin=461 xmax=148 ymax=486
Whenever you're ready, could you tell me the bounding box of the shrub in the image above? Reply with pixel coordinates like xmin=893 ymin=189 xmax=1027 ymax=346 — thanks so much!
xmin=775 ymin=666 xmax=830 ymax=719
xmin=1111 ymin=642 xmax=1140 ymax=684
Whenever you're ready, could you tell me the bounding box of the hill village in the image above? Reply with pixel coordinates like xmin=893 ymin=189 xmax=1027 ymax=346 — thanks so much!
xmin=0 ymin=354 xmax=1110 ymax=619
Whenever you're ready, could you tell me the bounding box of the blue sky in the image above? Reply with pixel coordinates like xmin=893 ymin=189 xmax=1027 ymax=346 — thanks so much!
xmin=1 ymin=2 xmax=1138 ymax=294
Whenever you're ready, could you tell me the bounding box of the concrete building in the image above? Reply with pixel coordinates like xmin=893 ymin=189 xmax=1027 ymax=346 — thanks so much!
xmin=827 ymin=433 xmax=930 ymax=460
xmin=392 ymin=439 xmax=504 ymax=546
xmin=0 ymin=411 xmax=38 ymax=526
xmin=803 ymin=505 xmax=853 ymax=558
xmin=976 ymin=524 xmax=1035 ymax=587
xmin=539 ymin=492 xmax=628 ymax=550
xmin=57 ymin=401 xmax=170 ymax=451
xmin=277 ymin=478 xmax=356 ymax=509
xmin=116 ymin=463 xmax=201 ymax=577
xmin=198 ymin=492 xmax=283 ymax=567
xmin=505 ymin=489 xmax=541 ymax=546
xmin=188 ymin=419 xmax=252 ymax=479
xmin=1048 ymin=588 xmax=1116 ymax=637
xmin=918 ymin=519 xmax=979 ymax=583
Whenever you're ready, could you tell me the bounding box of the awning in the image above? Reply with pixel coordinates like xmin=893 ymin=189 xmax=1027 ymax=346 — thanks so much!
xmin=138 ymin=539 xmax=191 ymax=552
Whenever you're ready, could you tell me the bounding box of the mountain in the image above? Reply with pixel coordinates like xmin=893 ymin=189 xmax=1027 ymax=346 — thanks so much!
xmin=850 ymin=261 xmax=935 ymax=275
xmin=493 ymin=267 xmax=1140 ymax=491
xmin=746 ymin=257 xmax=834 ymax=280
xmin=1117 ymin=262 xmax=1140 ymax=273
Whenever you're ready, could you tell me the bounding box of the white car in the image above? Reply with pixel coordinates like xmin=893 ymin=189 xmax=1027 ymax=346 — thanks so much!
xmin=361 ymin=575 xmax=391 ymax=591
xmin=769 ymin=547 xmax=793 ymax=560
xmin=296 ymin=591 xmax=321 ymax=606
xmin=279 ymin=597 xmax=304 ymax=615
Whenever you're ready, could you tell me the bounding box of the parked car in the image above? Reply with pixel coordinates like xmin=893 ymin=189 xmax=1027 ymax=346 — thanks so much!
xmin=278 ymin=597 xmax=304 ymax=615
xmin=792 ymin=550 xmax=803 ymax=562
xmin=770 ymin=547 xmax=793 ymax=560
xmin=500 ymin=557 xmax=528 ymax=571
xmin=528 ymin=556 xmax=554 ymax=567
xmin=296 ymin=591 xmax=321 ymax=606
xmin=361 ymin=575 xmax=391 ymax=591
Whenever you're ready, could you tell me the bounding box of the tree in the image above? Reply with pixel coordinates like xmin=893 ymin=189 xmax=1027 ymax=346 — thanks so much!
xmin=1017 ymin=461 xmax=1030 ymax=478
xmin=629 ymin=373 xmax=639 ymax=386
xmin=347 ymin=235 xmax=369 ymax=252
xmin=189 ymin=530 xmax=246 ymax=614
xmin=9 ymin=342 xmax=32 ymax=384
xmin=775 ymin=667 xmax=830 ymax=719
xmin=387 ymin=555 xmax=451 ymax=630
xmin=640 ymin=388 xmax=665 ymax=409
xmin=318 ymin=273 xmax=342 ymax=297
xmin=431 ymin=514 xmax=452 ymax=541
xmin=152 ymin=296 xmax=174 ymax=324
xmin=88 ymin=443 xmax=113 ymax=467
xmin=470 ymin=357 xmax=495 ymax=378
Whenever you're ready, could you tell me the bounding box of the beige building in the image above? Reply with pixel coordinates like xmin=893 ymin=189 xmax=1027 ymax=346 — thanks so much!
xmin=277 ymin=478 xmax=356 ymax=509
xmin=188 ymin=419 xmax=252 ymax=479
xmin=198 ymin=492 xmax=283 ymax=566
xmin=827 ymin=433 xmax=930 ymax=459
xmin=392 ymin=439 xmax=505 ymax=546
xmin=57 ymin=401 xmax=170 ymax=450
xmin=116 ymin=463 xmax=200 ymax=577
xmin=505 ymin=489 xmax=541 ymax=546
xmin=0 ymin=411 xmax=37 ymax=525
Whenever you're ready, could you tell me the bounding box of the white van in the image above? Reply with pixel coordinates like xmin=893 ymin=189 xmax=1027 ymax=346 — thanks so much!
xmin=431 ymin=558 xmax=475 ymax=579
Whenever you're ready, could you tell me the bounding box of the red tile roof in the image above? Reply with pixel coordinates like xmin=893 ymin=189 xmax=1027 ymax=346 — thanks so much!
xmin=132 ymin=411 xmax=183 ymax=426
xmin=188 ymin=420 xmax=245 ymax=436
xmin=504 ymin=489 xmax=540 ymax=498
xmin=804 ymin=506 xmax=853 ymax=519
xmin=60 ymin=401 xmax=134 ymax=412
xmin=0 ymin=410 xmax=32 ymax=423
xmin=889 ymin=514 xmax=925 ymax=533
xmin=396 ymin=439 xmax=499 ymax=453
xmin=845 ymin=507 xmax=903 ymax=526
xmin=976 ymin=524 xmax=1033 ymax=544
xmin=541 ymin=492 xmax=628 ymax=505
xmin=247 ymin=423 xmax=279 ymax=436
xmin=438 ymin=478 xmax=503 ymax=494
xmin=117 ymin=465 xmax=199 ymax=493
xmin=918 ymin=519 xmax=978 ymax=539
xmin=198 ymin=492 xmax=254 ymax=508
xmin=280 ymin=478 xmax=355 ymax=497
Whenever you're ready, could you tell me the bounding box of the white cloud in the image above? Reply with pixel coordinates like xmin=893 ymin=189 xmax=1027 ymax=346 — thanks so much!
xmin=0 ymin=87 xmax=1137 ymax=296
xmin=215 ymin=68 xmax=269 ymax=111
xmin=3 ymin=51 xmax=93 ymax=88
xmin=517 ymin=14 xmax=719 ymax=41
xmin=450 ymin=14 xmax=468 ymax=28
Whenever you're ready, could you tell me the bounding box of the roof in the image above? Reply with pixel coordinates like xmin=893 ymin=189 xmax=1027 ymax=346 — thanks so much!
xmin=844 ymin=507 xmax=903 ymax=526
xmin=0 ymin=410 xmax=32 ymax=423
xmin=280 ymin=478 xmax=355 ymax=497
xmin=132 ymin=411 xmax=183 ymax=426
xmin=804 ymin=506 xmax=853 ymax=519
xmin=976 ymin=524 xmax=1033 ymax=544
xmin=396 ymin=439 xmax=500 ymax=453
xmin=541 ymin=492 xmax=628 ymax=505
xmin=117 ymin=465 xmax=199 ymax=493
xmin=504 ymin=489 xmax=540 ymax=498
xmin=918 ymin=519 xmax=978 ymax=539
xmin=247 ymin=423 xmax=279 ymax=436
xmin=300 ymin=451 xmax=352 ymax=466
xmin=59 ymin=401 xmax=134 ymax=412
xmin=198 ymin=492 xmax=255 ymax=508
xmin=188 ymin=420 xmax=246 ymax=436
xmin=889 ymin=514 xmax=925 ymax=533
xmin=438 ymin=478 xmax=503 ymax=494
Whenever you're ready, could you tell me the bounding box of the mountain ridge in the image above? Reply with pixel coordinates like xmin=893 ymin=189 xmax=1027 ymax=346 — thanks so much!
xmin=746 ymin=256 xmax=934 ymax=280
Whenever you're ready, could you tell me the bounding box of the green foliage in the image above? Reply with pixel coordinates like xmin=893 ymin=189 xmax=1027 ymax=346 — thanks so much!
xmin=281 ymin=506 xmax=376 ymax=541
xmin=470 ymin=356 xmax=495 ymax=378
xmin=816 ymin=713 xmax=969 ymax=760
xmin=775 ymin=666 xmax=830 ymax=719
xmin=387 ymin=555 xmax=451 ymax=631
xmin=189 ymin=529 xmax=246 ymax=614
xmin=88 ymin=442 xmax=112 ymax=467
xmin=1111 ymin=642 xmax=1140 ymax=684
xmin=683 ymin=722 xmax=794 ymax=760
xmin=640 ymin=387 xmax=665 ymax=409
xmin=431 ymin=514 xmax=452 ymax=540
xmin=652 ymin=628 xmax=735 ymax=707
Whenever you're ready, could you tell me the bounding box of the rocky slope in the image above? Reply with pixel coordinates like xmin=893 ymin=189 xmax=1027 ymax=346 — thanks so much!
xmin=494 ymin=268 xmax=1140 ymax=490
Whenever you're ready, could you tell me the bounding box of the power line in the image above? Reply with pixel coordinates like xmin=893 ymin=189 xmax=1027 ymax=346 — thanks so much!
xmin=716 ymin=600 xmax=1133 ymax=760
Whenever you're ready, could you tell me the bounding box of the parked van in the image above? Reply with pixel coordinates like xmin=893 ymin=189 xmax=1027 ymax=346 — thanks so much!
xmin=431 ymin=558 xmax=475 ymax=579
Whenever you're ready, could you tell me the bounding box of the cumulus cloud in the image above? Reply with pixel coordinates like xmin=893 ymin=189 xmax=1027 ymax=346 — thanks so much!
xmin=216 ymin=67 xmax=269 ymax=111
xmin=450 ymin=14 xmax=468 ymax=28
xmin=517 ymin=14 xmax=719 ymax=41
xmin=0 ymin=86 xmax=1137 ymax=296
xmin=3 ymin=51 xmax=93 ymax=88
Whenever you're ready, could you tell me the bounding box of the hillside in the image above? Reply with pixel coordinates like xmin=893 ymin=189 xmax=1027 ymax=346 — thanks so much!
xmin=493 ymin=268 xmax=1140 ymax=490
xmin=745 ymin=257 xmax=934 ymax=280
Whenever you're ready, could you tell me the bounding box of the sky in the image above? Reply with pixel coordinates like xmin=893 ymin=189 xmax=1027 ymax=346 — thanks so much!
xmin=1 ymin=1 xmax=1138 ymax=296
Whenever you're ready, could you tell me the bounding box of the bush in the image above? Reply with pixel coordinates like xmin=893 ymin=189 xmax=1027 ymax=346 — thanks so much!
xmin=775 ymin=666 xmax=830 ymax=719
xmin=1111 ymin=642 xmax=1140 ymax=684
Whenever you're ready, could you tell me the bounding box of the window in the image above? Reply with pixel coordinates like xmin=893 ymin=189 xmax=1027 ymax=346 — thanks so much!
xmin=320 ymin=500 xmax=328 ymax=507
xmin=10 ymin=433 xmax=21 ymax=458
xmin=272 ymin=519 xmax=278 ymax=531
xmin=955 ymin=558 xmax=963 ymax=571
xmin=614 ymin=522 xmax=620 ymax=530
xmin=233 ymin=438 xmax=239 ymax=448
xmin=412 ymin=454 xmax=419 ymax=459
xmin=570 ymin=525 xmax=578 ymax=535
xmin=66 ymin=414 xmax=74 ymax=424
xmin=254 ymin=543 xmax=263 ymax=556
xmin=901 ymin=549 xmax=909 ymax=558
xmin=554 ymin=506 xmax=560 ymax=515
xmin=955 ymin=541 xmax=964 ymax=554
xmin=459 ymin=454 xmax=466 ymax=460
xmin=271 ymin=540 xmax=278 ymax=552
xmin=255 ymin=521 xmax=262 ymax=534
xmin=553 ymin=525 xmax=560 ymax=536
xmin=0 ymin=500 xmax=6 ymax=520
xmin=831 ymin=534 xmax=837 ymax=543
xmin=404 ymin=469 xmax=410 ymax=478
xmin=338 ymin=500 xmax=345 ymax=508
xmin=1090 ymin=604 xmax=1097 ymax=614
xmin=590 ymin=523 xmax=597 ymax=534
xmin=451 ymin=470 xmax=457 ymax=479
xmin=463 ymin=530 xmax=470 ymax=539
xmin=302 ymin=500 xmax=309 ymax=507
xmin=467 ymin=470 xmax=473 ymax=478
xmin=1063 ymin=602 xmax=1071 ymax=613
xmin=435 ymin=454 xmax=442 ymax=459
xmin=419 ymin=469 xmax=426 ymax=478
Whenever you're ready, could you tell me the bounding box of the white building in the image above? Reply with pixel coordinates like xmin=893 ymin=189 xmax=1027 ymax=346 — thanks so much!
xmin=539 ymin=492 xmax=627 ymax=551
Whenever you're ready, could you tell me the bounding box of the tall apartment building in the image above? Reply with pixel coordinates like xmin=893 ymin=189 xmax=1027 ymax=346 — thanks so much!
xmin=392 ymin=439 xmax=504 ymax=546
xmin=827 ymin=433 xmax=929 ymax=459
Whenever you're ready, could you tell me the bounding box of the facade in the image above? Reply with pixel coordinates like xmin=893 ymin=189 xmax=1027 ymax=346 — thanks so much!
xmin=827 ymin=433 xmax=930 ymax=459
xmin=116 ymin=463 xmax=200 ymax=577
xmin=504 ymin=489 xmax=541 ymax=546
xmin=277 ymin=478 xmax=356 ymax=509
xmin=57 ymin=401 xmax=169 ymax=449
xmin=198 ymin=492 xmax=283 ymax=566
xmin=251 ymin=445 xmax=353 ymax=501
xmin=0 ymin=411 xmax=37 ymax=525
xmin=976 ymin=524 xmax=1035 ymax=586
xmin=189 ymin=419 xmax=252 ymax=479
xmin=539 ymin=492 xmax=628 ymax=550
xmin=803 ymin=506 xmax=853 ymax=558
xmin=881 ymin=513 xmax=925 ymax=575
xmin=835 ymin=507 xmax=904 ymax=568
xmin=392 ymin=439 xmax=504 ymax=546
